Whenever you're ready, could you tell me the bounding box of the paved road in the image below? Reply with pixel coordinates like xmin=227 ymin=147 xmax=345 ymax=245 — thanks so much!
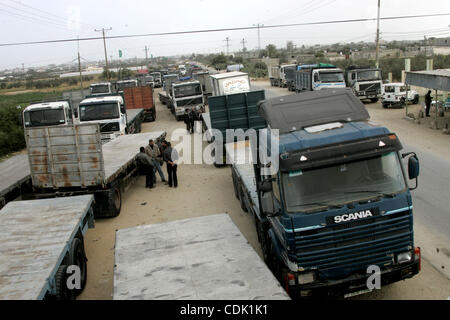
xmin=253 ymin=84 xmax=450 ymax=279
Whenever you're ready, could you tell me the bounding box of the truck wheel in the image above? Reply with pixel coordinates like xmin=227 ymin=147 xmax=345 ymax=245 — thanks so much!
xmin=370 ymin=98 xmax=379 ymax=103
xmin=69 ymin=237 xmax=87 ymax=295
xmin=256 ymin=220 xmax=270 ymax=263
xmin=239 ymin=186 xmax=248 ymax=212
xmin=151 ymin=108 xmax=156 ymax=122
xmin=413 ymin=95 xmax=419 ymax=104
xmin=54 ymin=265 xmax=75 ymax=300
xmin=382 ymin=103 xmax=388 ymax=109
xmin=106 ymin=182 xmax=122 ymax=217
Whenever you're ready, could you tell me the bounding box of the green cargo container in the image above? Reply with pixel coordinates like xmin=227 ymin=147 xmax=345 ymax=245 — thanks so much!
xmin=208 ymin=90 xmax=266 ymax=138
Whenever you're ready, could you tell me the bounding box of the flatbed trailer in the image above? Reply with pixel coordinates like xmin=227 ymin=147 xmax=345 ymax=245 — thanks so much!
xmin=25 ymin=124 xmax=166 ymax=217
xmin=0 ymin=195 xmax=95 ymax=300
xmin=113 ymin=213 xmax=290 ymax=300
xmin=0 ymin=154 xmax=31 ymax=209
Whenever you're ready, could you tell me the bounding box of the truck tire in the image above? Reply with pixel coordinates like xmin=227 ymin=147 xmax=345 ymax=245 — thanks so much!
xmin=239 ymin=186 xmax=248 ymax=212
xmin=413 ymin=95 xmax=419 ymax=104
xmin=105 ymin=182 xmax=122 ymax=217
xmin=382 ymin=102 xmax=388 ymax=109
xmin=69 ymin=237 xmax=87 ymax=295
xmin=54 ymin=265 xmax=75 ymax=300
xmin=370 ymin=98 xmax=379 ymax=103
xmin=256 ymin=219 xmax=270 ymax=264
xmin=151 ymin=108 xmax=156 ymax=122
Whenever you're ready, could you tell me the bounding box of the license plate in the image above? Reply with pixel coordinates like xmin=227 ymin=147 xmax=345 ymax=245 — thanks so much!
xmin=344 ymin=288 xmax=372 ymax=298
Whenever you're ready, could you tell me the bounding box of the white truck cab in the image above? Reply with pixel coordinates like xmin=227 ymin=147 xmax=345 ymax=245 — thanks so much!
xmin=23 ymin=101 xmax=73 ymax=128
xmin=89 ymin=82 xmax=112 ymax=95
xmin=116 ymin=79 xmax=138 ymax=93
xmin=311 ymin=68 xmax=346 ymax=90
xmin=171 ymin=80 xmax=203 ymax=121
xmin=78 ymin=96 xmax=126 ymax=142
xmin=381 ymin=82 xmax=419 ymax=108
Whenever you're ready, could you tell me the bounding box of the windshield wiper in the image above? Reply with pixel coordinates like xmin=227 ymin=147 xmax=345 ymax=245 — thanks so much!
xmin=296 ymin=202 xmax=345 ymax=211
xmin=343 ymin=190 xmax=397 ymax=198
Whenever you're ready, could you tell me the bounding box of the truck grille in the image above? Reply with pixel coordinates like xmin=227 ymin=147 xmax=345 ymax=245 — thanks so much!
xmin=99 ymin=122 xmax=120 ymax=133
xmin=294 ymin=210 xmax=412 ymax=272
xmin=359 ymin=82 xmax=381 ymax=92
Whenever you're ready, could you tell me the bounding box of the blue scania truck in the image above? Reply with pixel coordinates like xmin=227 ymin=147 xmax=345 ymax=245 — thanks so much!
xmin=226 ymin=88 xmax=421 ymax=298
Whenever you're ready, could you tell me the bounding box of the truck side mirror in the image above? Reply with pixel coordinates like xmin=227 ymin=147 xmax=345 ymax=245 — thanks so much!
xmin=402 ymin=152 xmax=419 ymax=190
xmin=314 ymin=73 xmax=319 ymax=82
xmin=120 ymin=104 xmax=126 ymax=114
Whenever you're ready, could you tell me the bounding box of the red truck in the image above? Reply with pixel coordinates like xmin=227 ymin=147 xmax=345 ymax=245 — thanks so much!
xmin=123 ymin=86 xmax=156 ymax=122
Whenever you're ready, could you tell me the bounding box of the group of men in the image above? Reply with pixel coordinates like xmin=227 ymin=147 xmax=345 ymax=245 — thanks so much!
xmin=136 ymin=139 xmax=179 ymax=189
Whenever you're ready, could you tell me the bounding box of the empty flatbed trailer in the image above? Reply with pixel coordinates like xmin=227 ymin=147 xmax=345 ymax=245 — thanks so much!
xmin=0 ymin=154 xmax=31 ymax=209
xmin=0 ymin=195 xmax=95 ymax=300
xmin=113 ymin=213 xmax=290 ymax=300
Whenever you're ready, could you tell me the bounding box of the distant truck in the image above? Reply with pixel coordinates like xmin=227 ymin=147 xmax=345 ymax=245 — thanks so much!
xmin=140 ymin=75 xmax=154 ymax=88
xmin=89 ymin=82 xmax=113 ymax=95
xmin=113 ymin=214 xmax=290 ymax=300
xmin=295 ymin=63 xmax=346 ymax=92
xmin=210 ymin=71 xmax=251 ymax=96
xmin=345 ymin=67 xmax=383 ymax=102
xmin=178 ymin=65 xmax=187 ymax=77
xmin=150 ymin=72 xmax=162 ymax=87
xmin=23 ymin=100 xmax=74 ymax=129
xmin=78 ymin=95 xmax=143 ymax=143
xmin=123 ymin=86 xmax=156 ymax=122
xmin=269 ymin=66 xmax=281 ymax=87
xmin=279 ymin=64 xmax=297 ymax=88
xmin=381 ymin=83 xmax=419 ymax=108
xmin=116 ymin=79 xmax=139 ymax=93
xmin=226 ymin=64 xmax=244 ymax=72
xmin=228 ymin=89 xmax=421 ymax=298
xmin=159 ymin=74 xmax=178 ymax=106
xmin=170 ymin=80 xmax=204 ymax=121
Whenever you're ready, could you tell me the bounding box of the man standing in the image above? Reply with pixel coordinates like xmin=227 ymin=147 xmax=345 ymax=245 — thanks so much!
xmin=136 ymin=147 xmax=155 ymax=188
xmin=188 ymin=108 xmax=196 ymax=134
xmin=162 ymin=140 xmax=179 ymax=188
xmin=425 ymin=90 xmax=432 ymax=117
xmin=147 ymin=139 xmax=167 ymax=184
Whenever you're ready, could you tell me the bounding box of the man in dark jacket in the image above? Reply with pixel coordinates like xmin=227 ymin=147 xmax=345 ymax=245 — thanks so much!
xmin=136 ymin=146 xmax=155 ymax=188
xmin=425 ymin=90 xmax=432 ymax=117
xmin=162 ymin=140 xmax=179 ymax=188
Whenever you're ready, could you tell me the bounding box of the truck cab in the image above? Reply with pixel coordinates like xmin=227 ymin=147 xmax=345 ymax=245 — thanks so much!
xmin=345 ymin=67 xmax=382 ymax=102
xmin=89 ymin=82 xmax=112 ymax=96
xmin=296 ymin=64 xmax=346 ymax=92
xmin=170 ymin=80 xmax=203 ymax=121
xmin=78 ymin=95 xmax=127 ymax=143
xmin=150 ymin=72 xmax=162 ymax=87
xmin=23 ymin=101 xmax=73 ymax=128
xmin=280 ymin=64 xmax=297 ymax=88
xmin=116 ymin=79 xmax=138 ymax=93
xmin=250 ymin=89 xmax=421 ymax=298
xmin=178 ymin=65 xmax=187 ymax=77
xmin=381 ymin=83 xmax=419 ymax=108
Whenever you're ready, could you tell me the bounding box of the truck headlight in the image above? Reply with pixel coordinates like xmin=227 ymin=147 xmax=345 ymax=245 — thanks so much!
xmin=397 ymin=252 xmax=412 ymax=264
xmin=298 ymin=272 xmax=315 ymax=284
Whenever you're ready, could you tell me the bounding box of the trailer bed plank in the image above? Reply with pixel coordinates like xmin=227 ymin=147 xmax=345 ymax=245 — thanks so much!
xmin=102 ymin=131 xmax=165 ymax=183
xmin=113 ymin=213 xmax=289 ymax=300
xmin=0 ymin=154 xmax=30 ymax=200
xmin=0 ymin=195 xmax=94 ymax=300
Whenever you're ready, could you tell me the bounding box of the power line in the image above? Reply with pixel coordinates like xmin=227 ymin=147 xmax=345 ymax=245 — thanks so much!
xmin=1 ymin=12 xmax=450 ymax=48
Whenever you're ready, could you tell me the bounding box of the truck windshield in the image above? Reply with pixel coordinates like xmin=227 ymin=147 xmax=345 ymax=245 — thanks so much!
xmin=118 ymin=81 xmax=137 ymax=91
xmin=174 ymin=84 xmax=202 ymax=98
xmin=90 ymin=85 xmax=110 ymax=94
xmin=282 ymin=152 xmax=406 ymax=212
xmin=357 ymin=70 xmax=381 ymax=81
xmin=24 ymin=109 xmax=65 ymax=127
xmin=318 ymin=72 xmax=344 ymax=83
xmin=79 ymin=103 xmax=119 ymax=121
xmin=176 ymin=97 xmax=203 ymax=107
xmin=384 ymin=86 xmax=396 ymax=93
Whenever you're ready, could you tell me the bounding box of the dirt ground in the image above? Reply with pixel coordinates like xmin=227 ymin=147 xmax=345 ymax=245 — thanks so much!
xmin=78 ymin=85 xmax=450 ymax=300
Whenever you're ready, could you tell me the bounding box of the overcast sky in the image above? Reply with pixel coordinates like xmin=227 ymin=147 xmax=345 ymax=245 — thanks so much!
xmin=0 ymin=0 xmax=449 ymax=70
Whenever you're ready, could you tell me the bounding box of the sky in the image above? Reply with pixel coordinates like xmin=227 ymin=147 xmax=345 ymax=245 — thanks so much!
xmin=0 ymin=0 xmax=449 ymax=70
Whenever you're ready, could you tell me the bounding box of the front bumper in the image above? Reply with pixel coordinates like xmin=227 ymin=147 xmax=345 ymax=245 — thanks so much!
xmin=289 ymin=259 xmax=420 ymax=298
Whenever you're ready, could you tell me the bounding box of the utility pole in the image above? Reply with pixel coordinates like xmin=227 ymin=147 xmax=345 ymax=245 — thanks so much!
xmin=77 ymin=37 xmax=83 ymax=89
xmin=253 ymin=23 xmax=264 ymax=55
xmin=94 ymin=27 xmax=112 ymax=80
xmin=375 ymin=0 xmax=381 ymax=68
xmin=224 ymin=37 xmax=230 ymax=55
xmin=144 ymin=45 xmax=149 ymax=62
xmin=240 ymin=38 xmax=247 ymax=52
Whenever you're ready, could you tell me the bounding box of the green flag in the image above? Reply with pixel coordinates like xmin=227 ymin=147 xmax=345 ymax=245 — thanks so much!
xmin=119 ymin=50 xmax=122 ymax=58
